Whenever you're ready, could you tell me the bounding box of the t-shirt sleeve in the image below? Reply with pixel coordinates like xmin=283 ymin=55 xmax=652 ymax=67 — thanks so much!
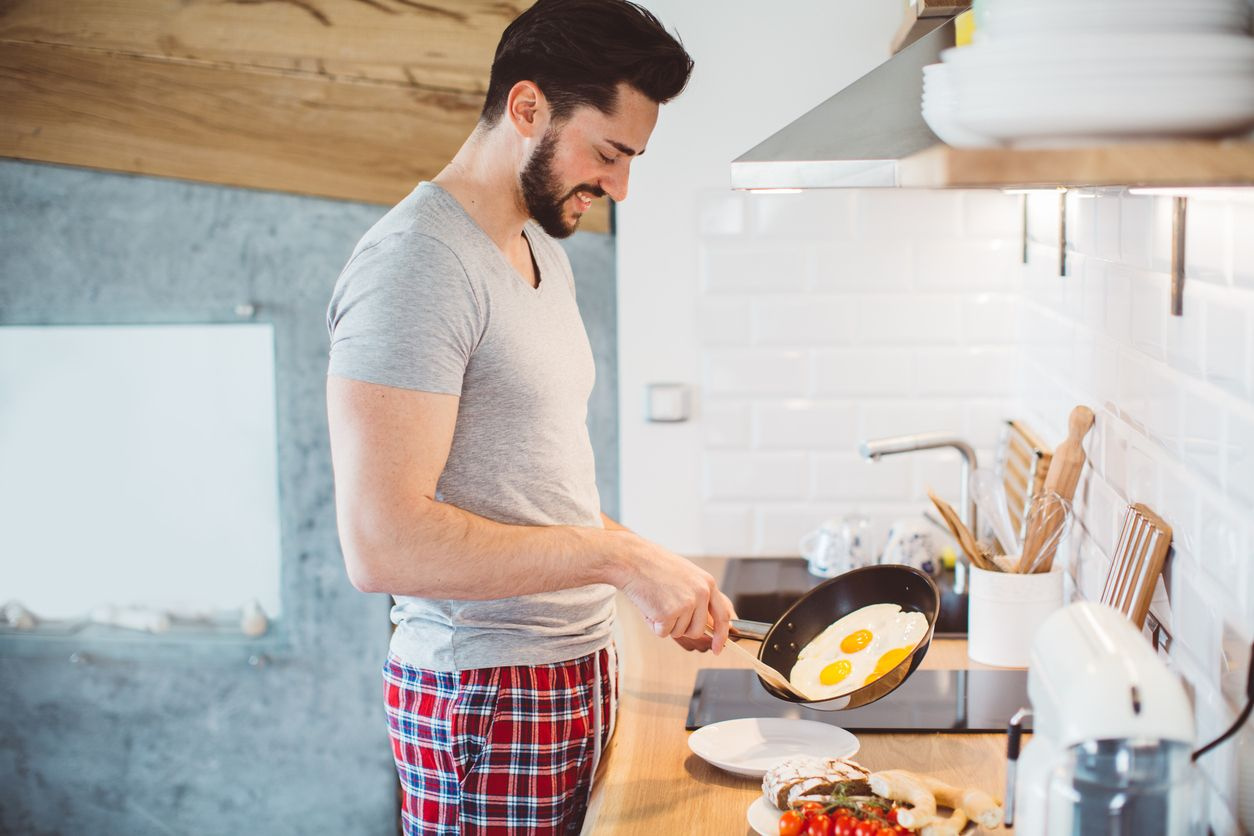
xmin=326 ymin=233 xmax=482 ymax=395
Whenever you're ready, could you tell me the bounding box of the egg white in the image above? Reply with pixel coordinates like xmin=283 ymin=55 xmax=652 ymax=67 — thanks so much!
xmin=788 ymin=603 xmax=928 ymax=700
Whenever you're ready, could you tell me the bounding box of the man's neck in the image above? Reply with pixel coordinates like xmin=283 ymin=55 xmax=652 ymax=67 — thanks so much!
xmin=432 ymin=130 xmax=530 ymax=255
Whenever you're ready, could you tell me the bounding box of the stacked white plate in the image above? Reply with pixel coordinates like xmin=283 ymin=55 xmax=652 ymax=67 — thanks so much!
xmin=921 ymin=0 xmax=1254 ymax=147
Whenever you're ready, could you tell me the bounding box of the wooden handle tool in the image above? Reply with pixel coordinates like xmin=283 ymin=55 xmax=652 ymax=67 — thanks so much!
xmin=709 ymin=630 xmax=811 ymax=700
xmin=927 ymin=489 xmax=995 ymax=571
xmin=1018 ymin=405 xmax=1094 ymax=573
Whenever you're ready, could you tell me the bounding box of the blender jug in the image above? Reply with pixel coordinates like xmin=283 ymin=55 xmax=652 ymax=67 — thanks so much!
xmin=1044 ymin=739 xmax=1202 ymax=835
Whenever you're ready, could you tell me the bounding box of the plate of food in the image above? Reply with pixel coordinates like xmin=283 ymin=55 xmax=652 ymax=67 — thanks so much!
xmin=687 ymin=717 xmax=858 ymax=777
xmin=747 ymin=755 xmax=1007 ymax=835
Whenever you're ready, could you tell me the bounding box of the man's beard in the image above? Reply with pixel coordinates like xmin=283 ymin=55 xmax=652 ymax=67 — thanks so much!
xmin=520 ymin=126 xmax=603 ymax=239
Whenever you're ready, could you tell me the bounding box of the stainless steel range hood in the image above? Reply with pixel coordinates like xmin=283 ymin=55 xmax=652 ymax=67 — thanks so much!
xmin=731 ymin=18 xmax=956 ymax=190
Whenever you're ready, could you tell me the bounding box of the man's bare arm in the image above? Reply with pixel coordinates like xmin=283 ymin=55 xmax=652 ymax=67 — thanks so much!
xmin=327 ymin=376 xmax=731 ymax=650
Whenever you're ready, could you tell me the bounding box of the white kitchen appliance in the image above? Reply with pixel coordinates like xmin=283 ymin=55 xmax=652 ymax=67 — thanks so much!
xmin=1007 ymin=602 xmax=1200 ymax=835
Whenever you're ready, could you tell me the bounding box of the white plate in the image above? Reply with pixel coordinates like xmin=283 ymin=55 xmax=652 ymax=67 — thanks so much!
xmin=687 ymin=717 xmax=860 ymax=778
xmin=747 ymin=795 xmax=783 ymax=836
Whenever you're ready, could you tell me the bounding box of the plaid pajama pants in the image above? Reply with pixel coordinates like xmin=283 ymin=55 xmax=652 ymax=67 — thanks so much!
xmin=384 ymin=643 xmax=619 ymax=835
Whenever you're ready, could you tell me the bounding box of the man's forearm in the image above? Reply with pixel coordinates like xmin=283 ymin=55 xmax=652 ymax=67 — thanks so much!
xmin=341 ymin=495 xmax=632 ymax=599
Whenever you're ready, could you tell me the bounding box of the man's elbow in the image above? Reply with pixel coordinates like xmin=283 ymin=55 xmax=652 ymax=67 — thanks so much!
xmin=336 ymin=521 xmax=392 ymax=594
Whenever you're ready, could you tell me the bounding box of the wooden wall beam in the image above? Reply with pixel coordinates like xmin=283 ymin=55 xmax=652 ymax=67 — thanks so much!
xmin=0 ymin=1 xmax=612 ymax=233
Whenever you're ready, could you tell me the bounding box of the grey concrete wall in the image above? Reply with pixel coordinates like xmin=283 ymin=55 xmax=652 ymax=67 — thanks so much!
xmin=0 ymin=159 xmax=618 ymax=835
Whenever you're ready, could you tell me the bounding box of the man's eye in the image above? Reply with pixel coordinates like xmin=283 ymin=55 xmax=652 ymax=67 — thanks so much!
xmin=598 ymin=152 xmax=616 ymax=164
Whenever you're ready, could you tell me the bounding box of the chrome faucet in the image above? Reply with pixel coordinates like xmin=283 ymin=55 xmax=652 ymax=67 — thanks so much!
xmin=858 ymin=432 xmax=979 ymax=545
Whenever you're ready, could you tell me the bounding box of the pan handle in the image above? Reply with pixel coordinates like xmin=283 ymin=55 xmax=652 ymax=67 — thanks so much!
xmin=728 ymin=619 xmax=773 ymax=641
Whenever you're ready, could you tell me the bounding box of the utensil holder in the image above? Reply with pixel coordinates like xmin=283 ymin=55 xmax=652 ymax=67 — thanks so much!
xmin=968 ymin=565 xmax=1064 ymax=667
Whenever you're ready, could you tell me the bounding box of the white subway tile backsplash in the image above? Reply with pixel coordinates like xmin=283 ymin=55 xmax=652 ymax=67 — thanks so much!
xmin=697 ymin=190 xmax=747 ymax=237
xmin=1082 ymin=472 xmax=1122 ymax=557
xmin=1227 ymin=408 xmax=1254 ymax=505
xmin=701 ymin=242 xmax=807 ymax=293
xmin=809 ymin=241 xmax=914 ymax=292
xmin=704 ymin=451 xmax=807 ymax=501
xmin=1163 ymin=283 xmax=1207 ymax=377
xmin=1231 ymin=200 xmax=1254 ymax=291
xmin=960 ymin=293 xmax=1022 ymax=344
xmin=1182 ymin=383 xmax=1226 ymax=487
xmin=699 ymin=299 xmax=753 ymax=346
xmin=1027 ymin=190 xmax=1063 ymax=247
xmin=1103 ymin=265 xmax=1134 ymax=344
xmin=1128 ymin=269 xmax=1167 ymax=361
xmin=813 ymin=348 xmax=914 ymax=396
xmin=961 ymin=191 xmax=1023 ymax=238
xmin=1204 ymin=293 xmax=1252 ymax=400
xmin=855 ymin=190 xmax=964 ymax=239
xmin=1093 ymin=188 xmax=1123 ymax=263
xmin=858 ymin=401 xmax=965 ymax=440
xmin=914 ymin=239 xmax=1017 ymax=291
xmin=704 ymin=349 xmax=808 ymax=396
xmin=753 ymin=401 xmax=858 ymax=450
xmin=812 ymin=453 xmax=913 ymax=500
xmin=1184 ymin=195 xmax=1233 ymax=286
xmin=1119 ymin=192 xmax=1156 ymax=269
xmin=854 ymin=295 xmax=963 ymax=345
xmin=700 ymin=505 xmax=753 ymax=555
xmin=755 ymin=505 xmax=842 ymax=555
xmin=752 ymin=298 xmax=855 ymax=346
xmin=703 ymin=400 xmax=751 ymax=448
xmin=915 ymin=347 xmax=1018 ymax=396
xmin=748 ymin=190 xmax=858 ymax=240
xmin=1068 ymin=190 xmax=1099 ymax=256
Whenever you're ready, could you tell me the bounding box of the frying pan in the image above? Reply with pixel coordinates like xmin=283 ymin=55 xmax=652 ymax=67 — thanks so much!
xmin=726 ymin=564 xmax=940 ymax=711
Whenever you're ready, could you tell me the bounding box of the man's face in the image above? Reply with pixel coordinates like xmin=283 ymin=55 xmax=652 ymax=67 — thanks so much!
xmin=519 ymin=82 xmax=659 ymax=238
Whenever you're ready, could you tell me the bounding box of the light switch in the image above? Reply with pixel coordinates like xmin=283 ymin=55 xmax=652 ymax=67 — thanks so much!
xmin=645 ymin=383 xmax=690 ymax=423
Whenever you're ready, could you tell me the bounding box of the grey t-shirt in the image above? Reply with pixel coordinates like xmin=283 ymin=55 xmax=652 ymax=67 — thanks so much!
xmin=326 ymin=182 xmax=614 ymax=671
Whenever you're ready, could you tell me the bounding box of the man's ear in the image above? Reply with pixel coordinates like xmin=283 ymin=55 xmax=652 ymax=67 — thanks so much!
xmin=506 ymin=80 xmax=547 ymax=139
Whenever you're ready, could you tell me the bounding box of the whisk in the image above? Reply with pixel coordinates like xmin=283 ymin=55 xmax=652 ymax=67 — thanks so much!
xmin=1016 ymin=492 xmax=1073 ymax=574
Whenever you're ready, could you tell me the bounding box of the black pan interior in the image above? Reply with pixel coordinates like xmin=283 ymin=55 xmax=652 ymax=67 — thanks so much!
xmin=756 ymin=564 xmax=940 ymax=708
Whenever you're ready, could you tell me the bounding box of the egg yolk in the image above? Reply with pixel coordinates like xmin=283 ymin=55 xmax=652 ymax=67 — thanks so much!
xmin=840 ymin=629 xmax=873 ymax=654
xmin=874 ymin=647 xmax=911 ymax=675
xmin=819 ymin=659 xmax=852 ymax=685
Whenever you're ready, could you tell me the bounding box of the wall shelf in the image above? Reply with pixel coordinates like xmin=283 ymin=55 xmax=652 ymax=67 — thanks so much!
xmin=897 ymin=140 xmax=1254 ymax=189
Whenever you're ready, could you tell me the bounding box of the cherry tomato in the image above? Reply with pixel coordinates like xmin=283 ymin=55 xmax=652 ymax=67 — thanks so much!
xmin=853 ymin=821 xmax=876 ymax=836
xmin=885 ymin=807 xmax=900 ymax=826
xmin=807 ymin=812 xmax=834 ymax=836
xmin=779 ymin=810 xmax=805 ymax=836
xmin=799 ymin=801 xmax=825 ymax=820
xmin=832 ymin=815 xmax=854 ymax=836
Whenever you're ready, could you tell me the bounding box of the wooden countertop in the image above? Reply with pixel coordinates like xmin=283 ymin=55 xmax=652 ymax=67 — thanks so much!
xmin=583 ymin=558 xmax=1013 ymax=835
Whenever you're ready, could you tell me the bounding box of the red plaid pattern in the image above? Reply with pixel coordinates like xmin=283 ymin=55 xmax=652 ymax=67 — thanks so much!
xmin=384 ymin=644 xmax=618 ymax=835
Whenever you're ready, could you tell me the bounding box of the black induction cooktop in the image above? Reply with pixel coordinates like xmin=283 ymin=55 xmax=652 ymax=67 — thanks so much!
xmin=685 ymin=668 xmax=1031 ymax=734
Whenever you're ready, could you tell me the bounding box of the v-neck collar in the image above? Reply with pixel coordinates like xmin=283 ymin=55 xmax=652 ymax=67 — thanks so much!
xmin=422 ymin=182 xmax=545 ymax=296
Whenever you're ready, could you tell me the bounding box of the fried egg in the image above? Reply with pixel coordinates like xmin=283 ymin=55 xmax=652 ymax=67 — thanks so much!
xmin=788 ymin=603 xmax=928 ymax=700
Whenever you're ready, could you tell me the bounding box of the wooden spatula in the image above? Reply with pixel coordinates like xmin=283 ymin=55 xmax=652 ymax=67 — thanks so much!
xmin=1018 ymin=405 xmax=1094 ymax=573
xmin=711 ymin=630 xmax=812 ymax=699
xmin=927 ymin=489 xmax=995 ymax=571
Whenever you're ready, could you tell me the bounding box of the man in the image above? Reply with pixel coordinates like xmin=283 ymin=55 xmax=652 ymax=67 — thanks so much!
xmin=324 ymin=1 xmax=734 ymax=832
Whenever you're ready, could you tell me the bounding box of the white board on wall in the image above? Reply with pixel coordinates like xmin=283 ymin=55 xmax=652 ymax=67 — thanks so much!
xmin=0 ymin=324 xmax=283 ymax=621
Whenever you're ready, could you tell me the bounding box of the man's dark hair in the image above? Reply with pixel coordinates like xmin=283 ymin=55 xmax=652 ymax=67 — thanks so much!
xmin=480 ymin=0 xmax=694 ymax=128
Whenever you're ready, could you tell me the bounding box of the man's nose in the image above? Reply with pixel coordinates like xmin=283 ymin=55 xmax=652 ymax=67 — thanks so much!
xmin=600 ymin=166 xmax=629 ymax=203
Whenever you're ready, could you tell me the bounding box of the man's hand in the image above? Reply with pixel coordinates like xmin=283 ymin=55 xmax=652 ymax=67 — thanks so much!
xmin=609 ymin=531 xmax=735 ymax=654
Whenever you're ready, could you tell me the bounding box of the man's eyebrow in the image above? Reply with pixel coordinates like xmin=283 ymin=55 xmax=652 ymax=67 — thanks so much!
xmin=606 ymin=139 xmax=644 ymax=157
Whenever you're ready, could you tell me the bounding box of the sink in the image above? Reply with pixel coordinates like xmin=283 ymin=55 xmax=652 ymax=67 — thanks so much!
xmin=721 ymin=557 xmax=968 ymax=637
